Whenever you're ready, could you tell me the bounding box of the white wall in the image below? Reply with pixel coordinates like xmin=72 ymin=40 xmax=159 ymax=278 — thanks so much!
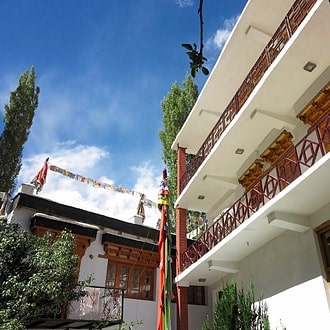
xmin=8 ymin=206 xmax=35 ymax=231
xmin=79 ymin=230 xmax=108 ymax=285
xmin=210 ymin=226 xmax=330 ymax=329
xmin=103 ymin=301 xmax=211 ymax=330
xmin=121 ymin=299 xmax=157 ymax=330
xmin=264 ymin=276 xmax=330 ymax=329
xmin=188 ymin=304 xmax=212 ymax=330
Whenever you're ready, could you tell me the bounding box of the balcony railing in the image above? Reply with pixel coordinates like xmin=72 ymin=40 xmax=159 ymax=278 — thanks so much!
xmin=27 ymin=286 xmax=124 ymax=329
xmin=181 ymin=111 xmax=330 ymax=271
xmin=180 ymin=0 xmax=317 ymax=192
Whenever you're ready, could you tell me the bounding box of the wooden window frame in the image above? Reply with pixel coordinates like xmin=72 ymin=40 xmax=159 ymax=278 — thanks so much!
xmin=105 ymin=261 xmax=155 ymax=301
xmin=188 ymin=285 xmax=206 ymax=305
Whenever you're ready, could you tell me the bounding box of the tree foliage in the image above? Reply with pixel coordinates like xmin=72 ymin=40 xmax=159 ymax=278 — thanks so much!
xmin=0 ymin=66 xmax=40 ymax=193
xmin=115 ymin=320 xmax=144 ymax=330
xmin=158 ymin=74 xmax=198 ymax=231
xmin=0 ymin=220 xmax=91 ymax=329
xmin=202 ymin=279 xmax=270 ymax=330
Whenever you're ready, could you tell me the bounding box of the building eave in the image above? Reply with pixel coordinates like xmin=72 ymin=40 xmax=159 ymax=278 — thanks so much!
xmin=12 ymin=192 xmax=160 ymax=241
xmin=172 ymin=0 xmax=298 ymax=154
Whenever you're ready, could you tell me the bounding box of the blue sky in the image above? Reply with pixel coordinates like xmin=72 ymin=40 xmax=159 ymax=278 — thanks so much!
xmin=0 ymin=0 xmax=246 ymax=226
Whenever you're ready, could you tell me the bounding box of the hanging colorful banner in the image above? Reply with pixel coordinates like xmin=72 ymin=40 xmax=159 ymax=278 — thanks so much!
xmin=157 ymin=169 xmax=172 ymax=330
xmin=49 ymin=164 xmax=157 ymax=209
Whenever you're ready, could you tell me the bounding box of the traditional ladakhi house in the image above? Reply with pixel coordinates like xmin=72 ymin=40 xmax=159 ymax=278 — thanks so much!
xmin=173 ymin=0 xmax=330 ymax=329
xmin=3 ymin=183 xmax=211 ymax=329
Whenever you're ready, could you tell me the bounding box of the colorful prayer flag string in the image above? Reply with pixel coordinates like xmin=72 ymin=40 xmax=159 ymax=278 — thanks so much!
xmin=49 ymin=164 xmax=157 ymax=209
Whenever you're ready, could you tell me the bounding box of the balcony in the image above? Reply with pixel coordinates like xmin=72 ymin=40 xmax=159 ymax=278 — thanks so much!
xmin=180 ymin=109 xmax=330 ymax=272
xmin=27 ymin=286 xmax=124 ymax=329
xmin=180 ymin=0 xmax=317 ymax=192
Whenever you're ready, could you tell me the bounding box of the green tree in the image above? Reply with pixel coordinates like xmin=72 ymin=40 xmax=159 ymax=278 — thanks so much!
xmin=202 ymin=279 xmax=270 ymax=330
xmin=159 ymin=74 xmax=198 ymax=231
xmin=0 ymin=220 xmax=91 ymax=330
xmin=0 ymin=66 xmax=40 ymax=193
xmin=115 ymin=320 xmax=144 ymax=330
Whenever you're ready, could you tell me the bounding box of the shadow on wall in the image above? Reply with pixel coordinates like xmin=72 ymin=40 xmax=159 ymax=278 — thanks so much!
xmin=236 ymin=228 xmax=324 ymax=299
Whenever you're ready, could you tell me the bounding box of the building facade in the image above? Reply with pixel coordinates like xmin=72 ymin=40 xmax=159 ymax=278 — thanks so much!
xmin=173 ymin=0 xmax=330 ymax=329
xmin=4 ymin=184 xmax=211 ymax=329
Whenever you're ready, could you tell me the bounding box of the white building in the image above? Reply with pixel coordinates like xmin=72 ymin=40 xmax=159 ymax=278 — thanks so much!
xmin=173 ymin=0 xmax=330 ymax=329
xmin=3 ymin=184 xmax=211 ymax=329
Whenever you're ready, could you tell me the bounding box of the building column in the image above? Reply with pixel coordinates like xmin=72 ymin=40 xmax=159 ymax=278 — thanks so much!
xmin=177 ymin=285 xmax=189 ymax=330
xmin=176 ymin=144 xmax=188 ymax=330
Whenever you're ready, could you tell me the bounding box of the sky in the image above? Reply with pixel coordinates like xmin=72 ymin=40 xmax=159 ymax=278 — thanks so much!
xmin=0 ymin=0 xmax=247 ymax=228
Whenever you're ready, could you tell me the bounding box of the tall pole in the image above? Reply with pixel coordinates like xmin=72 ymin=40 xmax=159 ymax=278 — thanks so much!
xmin=157 ymin=169 xmax=172 ymax=330
xmin=176 ymin=145 xmax=189 ymax=330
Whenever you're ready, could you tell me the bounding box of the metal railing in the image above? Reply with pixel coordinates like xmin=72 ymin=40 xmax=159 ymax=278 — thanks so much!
xmin=180 ymin=0 xmax=317 ymax=192
xmin=67 ymin=286 xmax=124 ymax=323
xmin=27 ymin=286 xmax=124 ymax=329
xmin=180 ymin=111 xmax=330 ymax=271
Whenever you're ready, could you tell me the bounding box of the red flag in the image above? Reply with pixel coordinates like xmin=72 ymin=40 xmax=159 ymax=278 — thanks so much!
xmin=30 ymin=158 xmax=49 ymax=193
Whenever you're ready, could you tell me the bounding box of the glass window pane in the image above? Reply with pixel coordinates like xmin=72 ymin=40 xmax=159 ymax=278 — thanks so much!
xmin=105 ymin=261 xmax=154 ymax=301
xmin=120 ymin=274 xmax=128 ymax=281
xmin=130 ymin=289 xmax=139 ymax=297
xmin=121 ymin=266 xmax=129 ymax=273
xmin=133 ymin=268 xmax=140 ymax=275
xmin=106 ymin=263 xmax=117 ymax=287
xmin=143 ymin=291 xmax=150 ymax=298
xmin=109 ymin=264 xmax=116 ymax=271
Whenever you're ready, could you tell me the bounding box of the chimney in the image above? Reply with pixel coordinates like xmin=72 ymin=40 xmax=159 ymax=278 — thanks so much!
xmin=18 ymin=183 xmax=35 ymax=195
xmin=133 ymin=214 xmax=144 ymax=225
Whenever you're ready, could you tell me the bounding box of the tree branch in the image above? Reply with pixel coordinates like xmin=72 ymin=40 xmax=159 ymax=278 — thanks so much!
xmin=181 ymin=0 xmax=209 ymax=78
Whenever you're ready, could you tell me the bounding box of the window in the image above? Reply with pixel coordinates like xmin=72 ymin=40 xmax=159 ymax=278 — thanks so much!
xmin=188 ymin=286 xmax=206 ymax=305
xmin=171 ymin=285 xmax=206 ymax=305
xmin=106 ymin=262 xmax=154 ymax=300
xmin=170 ymin=258 xmax=206 ymax=305
xmin=317 ymin=221 xmax=330 ymax=282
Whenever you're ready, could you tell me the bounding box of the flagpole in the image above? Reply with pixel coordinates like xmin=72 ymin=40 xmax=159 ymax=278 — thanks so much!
xmin=157 ymin=169 xmax=172 ymax=330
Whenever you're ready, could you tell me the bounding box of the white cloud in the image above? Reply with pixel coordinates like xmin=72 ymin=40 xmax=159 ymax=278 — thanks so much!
xmin=27 ymin=67 xmax=139 ymax=154
xmin=207 ymin=15 xmax=239 ymax=51
xmin=176 ymin=0 xmax=194 ymax=8
xmin=18 ymin=142 xmax=161 ymax=228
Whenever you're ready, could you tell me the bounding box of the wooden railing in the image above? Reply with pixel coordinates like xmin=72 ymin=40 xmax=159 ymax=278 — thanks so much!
xmin=180 ymin=111 xmax=330 ymax=271
xmin=180 ymin=0 xmax=317 ymax=192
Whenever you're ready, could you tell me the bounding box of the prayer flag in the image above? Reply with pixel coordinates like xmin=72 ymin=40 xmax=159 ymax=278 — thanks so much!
xmin=157 ymin=169 xmax=172 ymax=330
xmin=48 ymin=163 xmax=158 ymax=209
xmin=30 ymin=158 xmax=49 ymax=193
